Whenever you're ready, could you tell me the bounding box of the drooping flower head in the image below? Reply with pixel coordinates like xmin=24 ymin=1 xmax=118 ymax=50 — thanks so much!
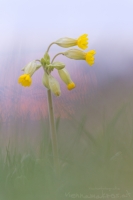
xmin=42 ymin=72 xmax=61 ymax=96
xmin=18 ymin=74 xmax=32 ymax=87
xmin=58 ymin=68 xmax=76 ymax=90
xmin=63 ymin=49 xmax=96 ymax=66
xmin=55 ymin=34 xmax=88 ymax=50
xmin=18 ymin=61 xmax=40 ymax=87
xmin=48 ymin=75 xmax=61 ymax=96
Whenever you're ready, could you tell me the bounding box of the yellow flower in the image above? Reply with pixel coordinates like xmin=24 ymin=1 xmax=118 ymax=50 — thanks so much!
xmin=55 ymin=34 xmax=88 ymax=50
xmin=85 ymin=50 xmax=96 ymax=66
xmin=58 ymin=68 xmax=76 ymax=90
xmin=77 ymin=34 xmax=88 ymax=50
xmin=18 ymin=74 xmax=32 ymax=87
xmin=63 ymin=49 xmax=96 ymax=66
xmin=18 ymin=61 xmax=41 ymax=87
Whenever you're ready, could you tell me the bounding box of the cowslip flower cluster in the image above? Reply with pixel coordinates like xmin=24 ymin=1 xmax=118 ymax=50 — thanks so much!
xmin=18 ymin=34 xmax=96 ymax=96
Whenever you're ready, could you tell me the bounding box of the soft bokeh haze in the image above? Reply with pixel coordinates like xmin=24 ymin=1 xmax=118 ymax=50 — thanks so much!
xmin=0 ymin=0 xmax=133 ymax=139
xmin=0 ymin=0 xmax=133 ymax=147
xmin=0 ymin=1 xmax=133 ymax=199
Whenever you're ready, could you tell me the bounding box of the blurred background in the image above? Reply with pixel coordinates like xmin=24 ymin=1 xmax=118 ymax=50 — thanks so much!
xmin=0 ymin=0 xmax=133 ymax=199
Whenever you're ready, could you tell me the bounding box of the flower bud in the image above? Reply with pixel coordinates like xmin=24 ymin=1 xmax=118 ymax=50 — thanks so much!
xmin=63 ymin=49 xmax=85 ymax=60
xmin=49 ymin=75 xmax=61 ymax=96
xmin=58 ymin=69 xmax=76 ymax=90
xmin=42 ymin=73 xmax=61 ymax=96
xmin=42 ymin=72 xmax=50 ymax=89
xmin=55 ymin=37 xmax=77 ymax=48
xmin=67 ymin=82 xmax=76 ymax=90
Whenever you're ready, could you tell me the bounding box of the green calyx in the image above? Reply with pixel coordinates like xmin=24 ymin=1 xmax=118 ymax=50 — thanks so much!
xmin=46 ymin=62 xmax=65 ymax=70
xmin=41 ymin=52 xmax=50 ymax=66
xmin=43 ymin=62 xmax=65 ymax=74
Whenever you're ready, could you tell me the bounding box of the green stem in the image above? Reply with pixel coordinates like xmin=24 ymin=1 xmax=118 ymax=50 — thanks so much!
xmin=47 ymin=89 xmax=59 ymax=176
xmin=46 ymin=42 xmax=55 ymax=53
xmin=51 ymin=53 xmax=64 ymax=63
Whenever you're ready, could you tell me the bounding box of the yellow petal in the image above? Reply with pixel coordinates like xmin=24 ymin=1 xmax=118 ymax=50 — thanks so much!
xmin=85 ymin=50 xmax=96 ymax=66
xmin=77 ymin=34 xmax=88 ymax=50
xmin=67 ymin=82 xmax=76 ymax=90
xmin=18 ymin=74 xmax=32 ymax=87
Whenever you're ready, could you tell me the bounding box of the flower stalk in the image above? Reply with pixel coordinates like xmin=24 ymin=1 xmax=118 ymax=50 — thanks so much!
xmin=46 ymin=42 xmax=55 ymax=53
xmin=51 ymin=52 xmax=64 ymax=63
xmin=47 ymin=89 xmax=59 ymax=176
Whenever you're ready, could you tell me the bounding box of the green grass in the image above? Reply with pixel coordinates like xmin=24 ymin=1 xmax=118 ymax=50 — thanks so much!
xmin=0 ymin=105 xmax=133 ymax=200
